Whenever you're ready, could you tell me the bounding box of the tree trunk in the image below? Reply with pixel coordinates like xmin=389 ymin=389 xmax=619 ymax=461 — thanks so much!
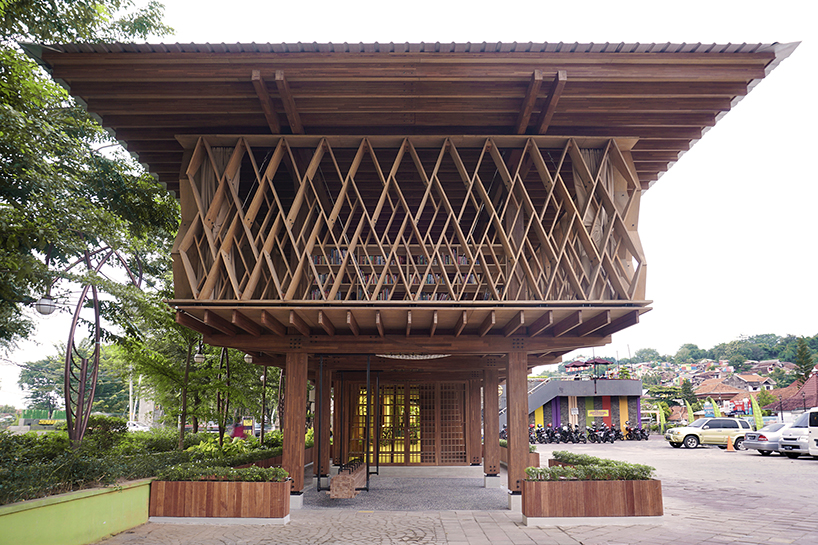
xmin=178 ymin=343 xmax=192 ymax=450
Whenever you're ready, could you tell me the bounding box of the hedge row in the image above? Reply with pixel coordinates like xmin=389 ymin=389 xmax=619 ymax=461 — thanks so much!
xmin=157 ymin=464 xmax=288 ymax=482
xmin=524 ymin=451 xmax=655 ymax=481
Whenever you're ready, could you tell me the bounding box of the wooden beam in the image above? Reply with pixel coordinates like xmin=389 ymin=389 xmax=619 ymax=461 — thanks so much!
xmin=507 ymin=351 xmax=527 ymax=493
xmin=406 ymin=310 xmax=412 ymax=337
xmin=275 ymin=70 xmax=304 ymax=134
xmin=318 ymin=310 xmax=335 ymax=336
xmin=479 ymin=310 xmax=495 ymax=337
xmin=553 ymin=310 xmax=582 ymax=338
xmin=429 ymin=310 xmax=438 ymax=337
xmin=250 ymin=70 xmax=280 ymax=134
xmin=289 ymin=310 xmax=311 ymax=336
xmin=483 ymin=367 xmax=500 ymax=476
xmin=574 ymin=310 xmax=611 ymax=337
xmin=346 ymin=311 xmax=360 ymax=336
xmin=175 ymin=311 xmax=216 ymax=336
xmin=204 ymin=310 xmax=238 ymax=336
xmin=527 ymin=310 xmax=553 ymax=337
xmin=283 ymin=352 xmax=307 ymax=492
xmin=596 ymin=310 xmax=640 ymax=337
xmin=454 ymin=311 xmax=468 ymax=337
xmin=375 ymin=310 xmax=384 ymax=338
xmin=232 ymin=310 xmax=263 ymax=337
xmin=515 ymin=70 xmax=543 ymax=134
xmin=260 ymin=310 xmax=286 ymax=336
xmin=502 ymin=310 xmax=525 ymax=337
xmin=204 ymin=331 xmax=611 ymax=355
xmin=535 ymin=70 xmax=567 ymax=134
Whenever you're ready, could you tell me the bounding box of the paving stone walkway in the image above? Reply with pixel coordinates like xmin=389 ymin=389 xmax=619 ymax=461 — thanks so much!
xmin=100 ymin=441 xmax=818 ymax=545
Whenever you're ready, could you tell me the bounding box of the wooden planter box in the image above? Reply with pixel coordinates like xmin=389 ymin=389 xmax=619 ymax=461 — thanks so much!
xmin=499 ymin=446 xmax=540 ymax=468
xmin=522 ymin=479 xmax=663 ymax=520
xmin=149 ymin=480 xmax=290 ymax=522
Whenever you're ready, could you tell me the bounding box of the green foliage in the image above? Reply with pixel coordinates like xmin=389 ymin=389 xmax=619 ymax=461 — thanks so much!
xmin=83 ymin=414 xmax=127 ymax=450
xmin=646 ymin=386 xmax=683 ymax=406
xmin=634 ymin=348 xmax=661 ymax=362
xmin=157 ymin=463 xmax=288 ymax=483
xmin=525 ymin=462 xmax=655 ymax=481
xmin=755 ymin=390 xmax=776 ymax=414
xmin=769 ymin=368 xmax=797 ymax=389
xmin=680 ymin=380 xmax=697 ymax=405
xmin=498 ymin=438 xmax=537 ymax=452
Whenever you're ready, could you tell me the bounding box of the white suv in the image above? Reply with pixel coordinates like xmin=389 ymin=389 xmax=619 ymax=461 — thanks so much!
xmin=778 ymin=411 xmax=810 ymax=458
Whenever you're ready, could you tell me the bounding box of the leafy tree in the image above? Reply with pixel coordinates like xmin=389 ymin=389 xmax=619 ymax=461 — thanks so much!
xmin=793 ymin=337 xmax=815 ymax=386
xmin=617 ymin=367 xmax=631 ymax=379
xmin=17 ymin=351 xmax=63 ymax=412
xmin=634 ymin=348 xmax=661 ymax=362
xmin=0 ymin=1 xmax=175 ymax=351
xmin=769 ymin=367 xmax=797 ymax=389
xmin=679 ymin=380 xmax=697 ymax=405
xmin=755 ymin=390 xmax=776 ymax=416
xmin=646 ymin=386 xmax=683 ymax=406
xmin=674 ymin=343 xmax=708 ymax=364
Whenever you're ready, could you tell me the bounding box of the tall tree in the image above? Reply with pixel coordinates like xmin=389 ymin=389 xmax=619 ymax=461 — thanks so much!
xmin=0 ymin=1 xmax=174 ymax=351
xmin=794 ymin=337 xmax=815 ymax=386
xmin=634 ymin=348 xmax=661 ymax=362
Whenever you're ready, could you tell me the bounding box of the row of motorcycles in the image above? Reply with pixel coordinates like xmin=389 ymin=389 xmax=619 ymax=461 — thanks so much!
xmin=499 ymin=421 xmax=649 ymax=444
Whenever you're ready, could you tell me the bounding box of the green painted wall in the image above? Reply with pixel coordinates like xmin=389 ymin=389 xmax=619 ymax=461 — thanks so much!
xmin=0 ymin=479 xmax=150 ymax=545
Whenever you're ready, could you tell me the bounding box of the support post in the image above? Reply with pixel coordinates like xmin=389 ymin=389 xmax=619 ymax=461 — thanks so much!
xmin=507 ymin=351 xmax=528 ymax=495
xmin=318 ymin=362 xmax=331 ymax=480
xmin=468 ymin=378 xmax=482 ymax=465
xmin=283 ymin=352 xmax=308 ymax=497
xmin=483 ymin=367 xmax=500 ymax=479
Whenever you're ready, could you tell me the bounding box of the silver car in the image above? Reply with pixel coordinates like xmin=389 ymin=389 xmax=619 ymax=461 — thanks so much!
xmin=779 ymin=412 xmax=810 ymax=458
xmin=743 ymin=422 xmax=791 ymax=456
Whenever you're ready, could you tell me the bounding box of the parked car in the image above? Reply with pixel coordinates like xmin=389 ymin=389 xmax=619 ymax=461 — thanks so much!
xmin=808 ymin=407 xmax=818 ymax=458
xmin=779 ymin=411 xmax=811 ymax=458
xmin=127 ymin=421 xmax=150 ymax=432
xmin=664 ymin=417 xmax=751 ymax=449
xmin=744 ymin=422 xmax=791 ymax=456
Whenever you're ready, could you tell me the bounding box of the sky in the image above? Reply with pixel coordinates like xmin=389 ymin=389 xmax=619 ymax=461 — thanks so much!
xmin=2 ymin=0 xmax=816 ymax=405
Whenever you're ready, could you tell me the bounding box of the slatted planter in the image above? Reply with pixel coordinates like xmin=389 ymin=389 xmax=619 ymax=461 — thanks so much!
xmin=522 ymin=479 xmax=663 ymax=523
xmin=149 ymin=480 xmax=290 ymax=523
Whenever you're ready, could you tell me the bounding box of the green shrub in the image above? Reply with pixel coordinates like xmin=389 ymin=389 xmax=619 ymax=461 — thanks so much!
xmin=262 ymin=429 xmax=283 ymax=449
xmin=157 ymin=463 xmax=288 ymax=482
xmin=498 ymin=439 xmax=536 ymax=453
xmin=526 ymin=451 xmax=656 ymax=481
xmin=305 ymin=427 xmax=315 ymax=448
xmin=83 ymin=415 xmax=128 ymax=452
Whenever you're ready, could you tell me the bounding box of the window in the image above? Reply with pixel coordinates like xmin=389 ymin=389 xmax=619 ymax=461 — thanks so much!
xmin=792 ymin=412 xmax=810 ymax=428
xmin=739 ymin=420 xmax=750 ymax=429
xmin=722 ymin=420 xmax=739 ymax=429
xmin=809 ymin=411 xmax=818 ymax=427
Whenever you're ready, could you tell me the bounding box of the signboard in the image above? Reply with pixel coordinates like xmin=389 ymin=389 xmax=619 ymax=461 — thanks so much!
xmin=587 ymin=409 xmax=609 ymax=417
xmin=704 ymin=402 xmax=714 ymax=418
xmin=570 ymin=407 xmax=579 ymax=415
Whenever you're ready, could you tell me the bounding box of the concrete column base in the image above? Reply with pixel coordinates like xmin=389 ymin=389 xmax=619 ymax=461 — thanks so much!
xmin=290 ymin=492 xmax=304 ymax=510
xmin=484 ymin=474 xmax=502 ymax=488
xmin=508 ymin=491 xmax=522 ymax=512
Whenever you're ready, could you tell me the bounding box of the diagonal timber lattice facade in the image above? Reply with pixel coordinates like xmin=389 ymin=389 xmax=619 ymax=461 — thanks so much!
xmin=173 ymin=135 xmax=646 ymax=308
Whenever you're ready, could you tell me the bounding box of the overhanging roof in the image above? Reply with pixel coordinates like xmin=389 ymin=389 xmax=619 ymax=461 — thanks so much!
xmin=24 ymin=41 xmax=797 ymax=193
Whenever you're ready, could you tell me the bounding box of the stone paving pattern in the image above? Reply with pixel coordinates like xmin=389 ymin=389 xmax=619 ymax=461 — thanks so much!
xmin=101 ymin=441 xmax=818 ymax=544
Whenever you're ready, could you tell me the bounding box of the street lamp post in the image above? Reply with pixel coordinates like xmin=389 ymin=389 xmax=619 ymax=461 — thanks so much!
xmin=802 ymin=391 xmax=807 ymax=412
xmin=778 ymin=395 xmax=784 ymax=423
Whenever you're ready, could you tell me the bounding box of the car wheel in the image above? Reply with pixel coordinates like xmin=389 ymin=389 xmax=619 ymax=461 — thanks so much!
xmin=683 ymin=435 xmax=699 ymax=449
xmin=734 ymin=437 xmax=745 ymax=451
xmin=670 ymin=442 xmax=682 ymax=448
xmin=785 ymin=453 xmax=801 ymax=459
xmin=759 ymin=450 xmax=772 ymax=456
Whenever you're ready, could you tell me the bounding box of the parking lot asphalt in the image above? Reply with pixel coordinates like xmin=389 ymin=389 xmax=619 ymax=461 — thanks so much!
xmin=100 ymin=439 xmax=818 ymax=545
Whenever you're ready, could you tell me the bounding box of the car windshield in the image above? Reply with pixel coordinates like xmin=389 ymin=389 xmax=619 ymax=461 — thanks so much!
xmin=759 ymin=423 xmax=785 ymax=432
xmin=688 ymin=418 xmax=707 ymax=428
xmin=792 ymin=412 xmax=809 ymax=427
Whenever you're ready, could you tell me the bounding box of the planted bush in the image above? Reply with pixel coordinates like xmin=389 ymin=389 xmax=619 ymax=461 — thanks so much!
xmin=498 ymin=438 xmax=537 ymax=453
xmin=525 ymin=451 xmax=655 ymax=481
xmin=157 ymin=463 xmax=288 ymax=482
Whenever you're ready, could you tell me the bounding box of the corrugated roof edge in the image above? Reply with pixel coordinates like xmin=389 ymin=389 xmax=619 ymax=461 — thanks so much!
xmin=23 ymin=40 xmax=793 ymax=56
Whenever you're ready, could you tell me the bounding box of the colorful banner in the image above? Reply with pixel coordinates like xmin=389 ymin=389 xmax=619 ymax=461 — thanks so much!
xmin=587 ymin=409 xmax=609 ymax=417
xmin=750 ymin=395 xmax=764 ymax=430
xmin=685 ymin=400 xmax=695 ymax=423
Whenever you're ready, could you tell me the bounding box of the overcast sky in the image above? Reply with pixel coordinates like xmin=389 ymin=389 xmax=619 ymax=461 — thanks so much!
xmin=2 ymin=0 xmax=816 ymax=405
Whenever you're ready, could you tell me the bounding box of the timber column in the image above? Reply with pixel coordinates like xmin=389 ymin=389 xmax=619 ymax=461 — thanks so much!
xmin=283 ymin=352 xmax=307 ymax=508
xmin=316 ymin=365 xmax=332 ymax=477
xmin=506 ymin=351 xmax=527 ymax=510
xmin=483 ymin=367 xmax=500 ymax=487
xmin=468 ymin=378 xmax=482 ymax=465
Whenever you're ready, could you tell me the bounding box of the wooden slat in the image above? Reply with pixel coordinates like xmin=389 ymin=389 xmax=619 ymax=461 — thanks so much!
xmin=596 ymin=310 xmax=640 ymax=337
xmin=375 ymin=310 xmax=384 ymax=337
xmin=478 ymin=310 xmax=495 ymax=337
xmin=574 ymin=310 xmax=611 ymax=336
xmin=318 ymin=310 xmax=335 ymax=336
xmin=261 ymin=310 xmax=286 ymax=336
xmin=347 ymin=311 xmax=360 ymax=336
xmin=289 ymin=310 xmax=311 ymax=336
xmin=203 ymin=310 xmax=238 ymax=336
xmin=515 ymin=70 xmax=542 ymax=134
xmin=454 ymin=311 xmax=467 ymax=337
xmin=175 ymin=311 xmax=216 ymax=336
xmin=527 ymin=310 xmax=553 ymax=337
xmin=536 ymin=70 xmax=567 ymax=134
xmin=250 ymin=70 xmax=280 ymax=134
xmin=430 ymin=310 xmax=438 ymax=337
xmin=275 ymin=70 xmax=304 ymax=134
xmin=232 ymin=310 xmax=262 ymax=336
xmin=552 ymin=310 xmax=582 ymax=338
xmin=406 ymin=310 xmax=412 ymax=337
xmin=502 ymin=310 xmax=525 ymax=337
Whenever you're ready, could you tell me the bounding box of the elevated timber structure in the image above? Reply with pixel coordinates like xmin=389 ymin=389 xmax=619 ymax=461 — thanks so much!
xmin=27 ymin=40 xmax=796 ymax=504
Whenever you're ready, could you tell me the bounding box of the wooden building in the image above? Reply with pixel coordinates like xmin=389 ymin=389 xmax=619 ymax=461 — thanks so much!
xmin=26 ymin=41 xmax=795 ymax=505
